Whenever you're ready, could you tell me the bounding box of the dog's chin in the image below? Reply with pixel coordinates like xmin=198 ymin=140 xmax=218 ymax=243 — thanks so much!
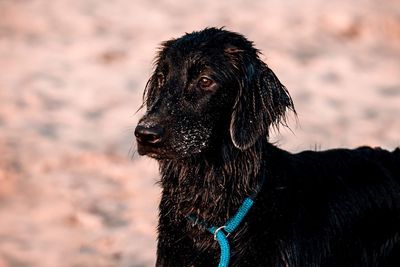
xmin=137 ymin=145 xmax=178 ymax=160
xmin=137 ymin=144 xmax=206 ymax=161
xmin=145 ymin=152 xmax=168 ymax=160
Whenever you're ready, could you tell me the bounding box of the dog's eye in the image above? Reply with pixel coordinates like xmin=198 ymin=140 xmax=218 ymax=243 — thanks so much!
xmin=156 ymin=73 xmax=164 ymax=87
xmin=198 ymin=76 xmax=214 ymax=90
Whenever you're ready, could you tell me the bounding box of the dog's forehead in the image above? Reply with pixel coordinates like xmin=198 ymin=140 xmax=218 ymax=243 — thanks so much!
xmin=157 ymin=29 xmax=257 ymax=69
xmin=161 ymin=41 xmax=225 ymax=63
xmin=157 ymin=49 xmax=227 ymax=77
xmin=160 ymin=30 xmax=228 ymax=54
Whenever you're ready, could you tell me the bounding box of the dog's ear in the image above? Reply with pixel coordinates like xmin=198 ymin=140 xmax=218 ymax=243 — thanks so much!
xmin=228 ymin=48 xmax=295 ymax=150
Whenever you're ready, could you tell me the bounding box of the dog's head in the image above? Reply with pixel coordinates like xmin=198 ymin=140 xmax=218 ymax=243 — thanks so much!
xmin=135 ymin=28 xmax=294 ymax=159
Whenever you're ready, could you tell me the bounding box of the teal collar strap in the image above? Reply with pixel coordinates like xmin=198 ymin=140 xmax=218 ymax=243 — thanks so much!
xmin=187 ymin=197 xmax=255 ymax=267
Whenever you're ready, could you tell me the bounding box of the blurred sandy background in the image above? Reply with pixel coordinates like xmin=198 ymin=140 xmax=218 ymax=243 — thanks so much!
xmin=0 ymin=0 xmax=399 ymax=266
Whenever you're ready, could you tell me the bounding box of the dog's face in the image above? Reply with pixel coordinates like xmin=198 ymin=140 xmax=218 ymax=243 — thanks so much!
xmin=135 ymin=28 xmax=294 ymax=159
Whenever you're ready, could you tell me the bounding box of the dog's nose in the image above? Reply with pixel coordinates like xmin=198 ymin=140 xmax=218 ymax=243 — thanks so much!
xmin=135 ymin=125 xmax=164 ymax=145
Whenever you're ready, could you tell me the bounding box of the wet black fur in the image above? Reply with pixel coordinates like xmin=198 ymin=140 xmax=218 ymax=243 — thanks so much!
xmin=136 ymin=28 xmax=400 ymax=266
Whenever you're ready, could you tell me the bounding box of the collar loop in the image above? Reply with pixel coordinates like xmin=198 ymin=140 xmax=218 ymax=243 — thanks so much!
xmin=188 ymin=197 xmax=255 ymax=267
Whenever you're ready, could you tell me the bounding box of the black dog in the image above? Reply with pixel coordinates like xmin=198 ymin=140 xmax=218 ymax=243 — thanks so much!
xmin=135 ymin=28 xmax=400 ymax=266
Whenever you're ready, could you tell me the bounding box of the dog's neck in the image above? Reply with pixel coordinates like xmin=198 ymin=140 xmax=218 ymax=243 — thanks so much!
xmin=158 ymin=139 xmax=267 ymax=225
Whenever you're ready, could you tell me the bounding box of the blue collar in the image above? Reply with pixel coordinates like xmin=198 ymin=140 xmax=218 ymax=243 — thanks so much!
xmin=187 ymin=197 xmax=255 ymax=267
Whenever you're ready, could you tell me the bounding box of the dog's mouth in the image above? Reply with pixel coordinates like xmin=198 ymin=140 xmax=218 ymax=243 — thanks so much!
xmin=136 ymin=141 xmax=174 ymax=160
xmin=137 ymin=141 xmax=160 ymax=157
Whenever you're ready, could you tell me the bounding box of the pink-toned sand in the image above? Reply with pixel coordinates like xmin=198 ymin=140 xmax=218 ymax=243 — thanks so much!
xmin=0 ymin=0 xmax=399 ymax=266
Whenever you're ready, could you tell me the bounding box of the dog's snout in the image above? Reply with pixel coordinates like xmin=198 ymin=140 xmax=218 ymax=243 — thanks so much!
xmin=135 ymin=125 xmax=164 ymax=145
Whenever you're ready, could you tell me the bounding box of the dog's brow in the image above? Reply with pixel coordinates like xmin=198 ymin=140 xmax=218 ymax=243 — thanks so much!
xmin=187 ymin=62 xmax=204 ymax=80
